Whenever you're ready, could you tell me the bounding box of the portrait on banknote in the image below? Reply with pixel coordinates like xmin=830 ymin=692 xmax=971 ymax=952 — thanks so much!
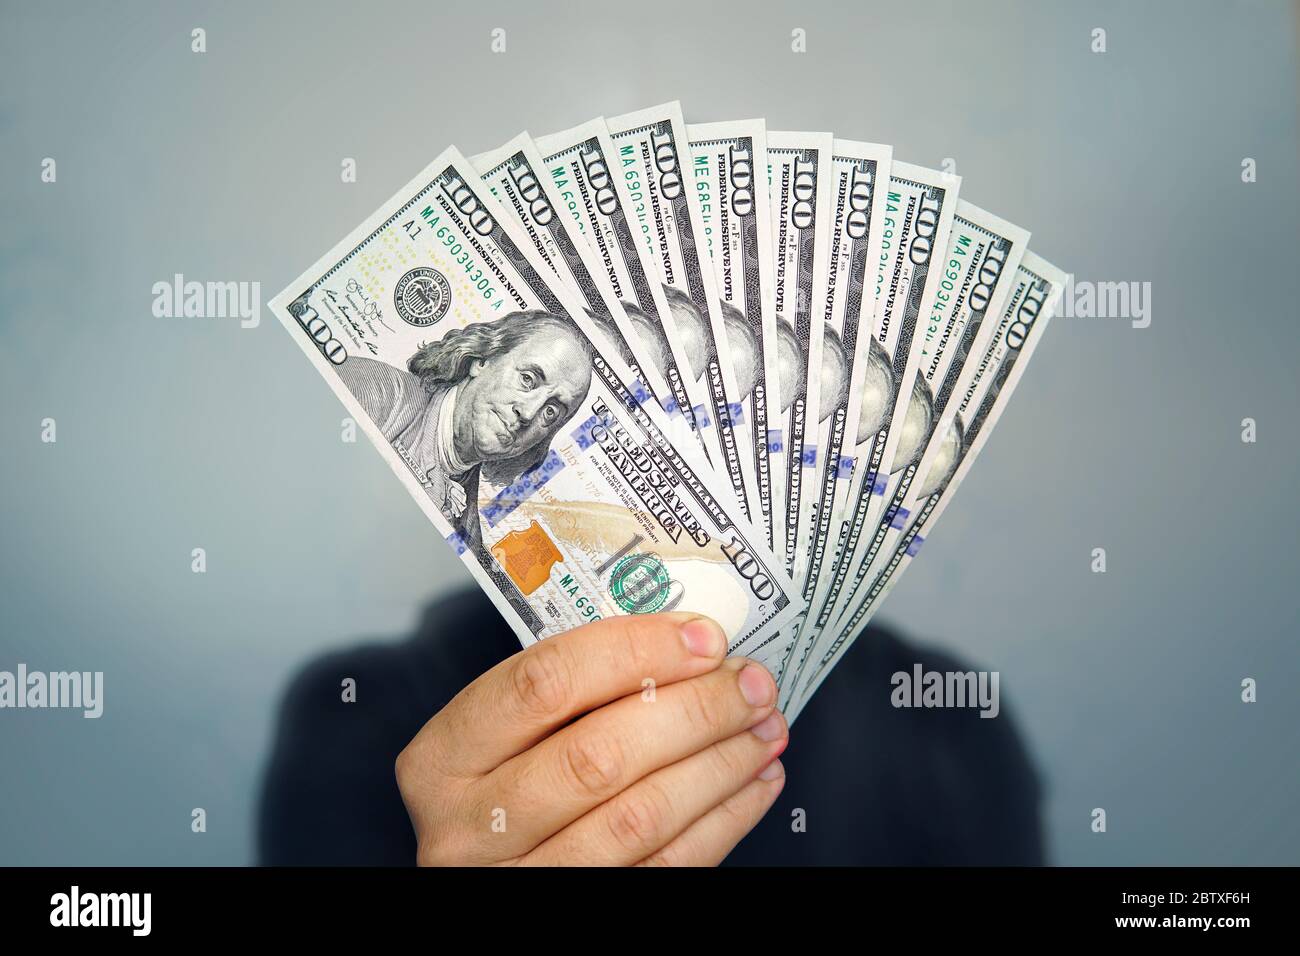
xmin=717 ymin=301 xmax=758 ymax=401
xmin=661 ymin=285 xmax=710 ymax=382
xmin=856 ymin=336 xmax=896 ymax=443
xmin=582 ymin=307 xmax=638 ymax=371
xmin=819 ymin=325 xmax=849 ymax=423
xmin=915 ymin=414 xmax=963 ymax=498
xmin=621 ymin=298 xmax=674 ymax=384
xmin=774 ymin=318 xmax=805 ymax=415
xmin=891 ymin=374 xmax=936 ymax=473
xmin=330 ymin=307 xmax=593 ymax=554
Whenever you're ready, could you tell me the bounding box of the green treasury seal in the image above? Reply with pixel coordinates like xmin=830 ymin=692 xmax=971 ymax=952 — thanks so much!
xmin=609 ymin=553 xmax=672 ymax=614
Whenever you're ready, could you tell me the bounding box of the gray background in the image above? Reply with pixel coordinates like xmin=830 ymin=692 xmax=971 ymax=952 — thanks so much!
xmin=1 ymin=0 xmax=1296 ymax=865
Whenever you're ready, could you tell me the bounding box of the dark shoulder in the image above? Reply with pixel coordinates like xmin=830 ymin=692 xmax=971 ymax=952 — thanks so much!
xmin=729 ymin=623 xmax=1045 ymax=865
xmin=824 ymin=623 xmax=1043 ymax=863
xmin=864 ymin=627 xmax=1044 ymax=826
xmin=257 ymin=591 xmax=517 ymax=865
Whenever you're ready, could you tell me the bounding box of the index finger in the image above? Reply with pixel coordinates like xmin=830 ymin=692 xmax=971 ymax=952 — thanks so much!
xmin=415 ymin=612 xmax=727 ymax=778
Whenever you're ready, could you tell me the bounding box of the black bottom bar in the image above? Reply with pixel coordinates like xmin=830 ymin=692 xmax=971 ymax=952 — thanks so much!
xmin=0 ymin=866 xmax=1286 ymax=940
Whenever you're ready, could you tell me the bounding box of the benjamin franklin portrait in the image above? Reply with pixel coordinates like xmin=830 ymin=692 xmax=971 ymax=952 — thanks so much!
xmin=915 ymin=413 xmax=964 ymax=498
xmin=720 ymin=300 xmax=759 ymax=401
xmin=335 ymin=309 xmax=593 ymax=554
xmin=584 ymin=306 xmax=639 ymax=372
xmin=891 ymin=373 xmax=936 ymax=474
xmin=818 ymin=325 xmax=849 ymax=423
xmin=855 ymin=336 xmax=896 ymax=444
xmin=774 ymin=318 xmax=805 ymax=414
xmin=621 ymin=299 xmax=674 ymax=385
xmin=661 ymin=285 xmax=710 ymax=382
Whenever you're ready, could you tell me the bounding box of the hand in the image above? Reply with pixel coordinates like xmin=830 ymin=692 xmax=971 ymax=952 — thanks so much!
xmin=395 ymin=612 xmax=788 ymax=865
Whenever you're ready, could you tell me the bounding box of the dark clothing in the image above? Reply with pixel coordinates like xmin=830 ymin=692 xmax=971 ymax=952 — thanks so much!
xmin=259 ymin=590 xmax=1045 ymax=865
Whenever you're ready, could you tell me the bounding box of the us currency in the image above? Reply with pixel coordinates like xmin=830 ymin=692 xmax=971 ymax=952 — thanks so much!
xmin=788 ymin=252 xmax=1065 ymax=721
xmin=829 ymin=201 xmax=1029 ymax=617
xmin=743 ymin=131 xmax=835 ymax=666
xmin=687 ymin=120 xmax=779 ymax=548
xmin=778 ymin=162 xmax=961 ymax=694
xmin=772 ymin=140 xmax=894 ymax=708
xmin=786 ymin=198 xmax=1027 ymax=706
xmin=269 ymin=145 xmax=801 ymax=654
xmin=533 ymin=119 xmax=710 ymax=459
xmin=607 ymin=103 xmax=759 ymax=522
xmin=471 ymin=133 xmax=675 ymax=419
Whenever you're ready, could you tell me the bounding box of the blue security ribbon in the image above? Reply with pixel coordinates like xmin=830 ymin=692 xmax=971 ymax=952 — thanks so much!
xmin=483 ymin=449 xmax=566 ymax=528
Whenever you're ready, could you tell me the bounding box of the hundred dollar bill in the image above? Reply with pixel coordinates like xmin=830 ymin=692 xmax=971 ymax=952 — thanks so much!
xmin=269 ymin=145 xmax=801 ymax=652
xmin=778 ymin=162 xmax=960 ymax=694
xmin=607 ymin=103 xmax=759 ymax=522
xmin=772 ymin=140 xmax=894 ymax=708
xmin=788 ymin=252 xmax=1064 ymax=721
xmin=832 ymin=201 xmax=1029 ymax=618
xmin=687 ymin=120 xmax=779 ymax=548
xmin=533 ymin=118 xmax=710 ymax=457
xmin=470 ymin=133 xmax=678 ymax=423
xmin=742 ymin=131 xmax=835 ymax=667
xmin=768 ymin=132 xmax=835 ymax=572
xmin=785 ymin=198 xmax=1026 ymax=706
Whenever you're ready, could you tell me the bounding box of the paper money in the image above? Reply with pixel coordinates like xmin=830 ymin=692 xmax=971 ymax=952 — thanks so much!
xmin=833 ymin=201 xmax=1029 ymax=619
xmin=470 ymin=133 xmax=676 ymax=415
xmin=687 ymin=120 xmax=780 ymax=548
xmin=775 ymin=162 xmax=961 ymax=693
xmin=767 ymin=132 xmax=835 ymax=570
xmin=786 ymin=198 xmax=1026 ymax=706
xmin=741 ymin=131 xmax=835 ymax=668
xmin=772 ymin=140 xmax=894 ymax=706
xmin=789 ymin=252 xmax=1065 ymax=720
xmin=607 ymin=103 xmax=759 ymax=522
xmin=269 ymin=146 xmax=801 ymax=652
xmin=533 ymin=119 xmax=710 ymax=458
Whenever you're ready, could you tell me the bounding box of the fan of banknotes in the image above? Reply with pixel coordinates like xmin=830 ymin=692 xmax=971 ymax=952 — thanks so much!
xmin=271 ymin=102 xmax=1065 ymax=722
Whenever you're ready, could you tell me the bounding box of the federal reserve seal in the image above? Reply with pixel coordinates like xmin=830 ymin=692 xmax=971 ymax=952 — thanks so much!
xmin=609 ymin=552 xmax=672 ymax=614
xmin=393 ymin=267 xmax=451 ymax=327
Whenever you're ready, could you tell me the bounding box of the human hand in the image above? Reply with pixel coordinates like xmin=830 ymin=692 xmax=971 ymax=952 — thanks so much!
xmin=395 ymin=612 xmax=788 ymax=865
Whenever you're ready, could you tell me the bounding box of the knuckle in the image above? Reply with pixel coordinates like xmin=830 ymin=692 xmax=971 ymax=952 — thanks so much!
xmin=560 ymin=731 xmax=624 ymax=798
xmin=677 ymin=675 xmax=729 ymax=738
xmin=415 ymin=827 xmax=466 ymax=867
xmin=397 ymin=746 xmax=481 ymax=866
xmin=415 ymin=837 xmax=445 ymax=867
xmin=606 ymin=786 xmax=669 ymax=853
xmin=394 ymin=744 xmax=416 ymax=793
xmin=716 ymin=788 xmax=757 ymax=828
xmin=395 ymin=726 xmax=455 ymax=793
xmin=512 ymin=642 xmax=572 ymax=719
xmin=619 ymin=618 xmax=659 ymax=680
xmin=394 ymin=739 xmax=438 ymax=798
xmin=638 ymin=841 xmax=683 ymax=867
xmin=711 ymin=740 xmax=752 ymax=783
xmin=415 ymin=788 xmax=492 ymax=866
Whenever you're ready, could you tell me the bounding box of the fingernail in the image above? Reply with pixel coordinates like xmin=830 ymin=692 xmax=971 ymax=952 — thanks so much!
xmin=680 ymin=617 xmax=724 ymax=658
xmin=738 ymin=662 xmax=775 ymax=707
xmin=759 ymin=758 xmax=785 ymax=781
xmin=750 ymin=712 xmax=786 ymax=742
